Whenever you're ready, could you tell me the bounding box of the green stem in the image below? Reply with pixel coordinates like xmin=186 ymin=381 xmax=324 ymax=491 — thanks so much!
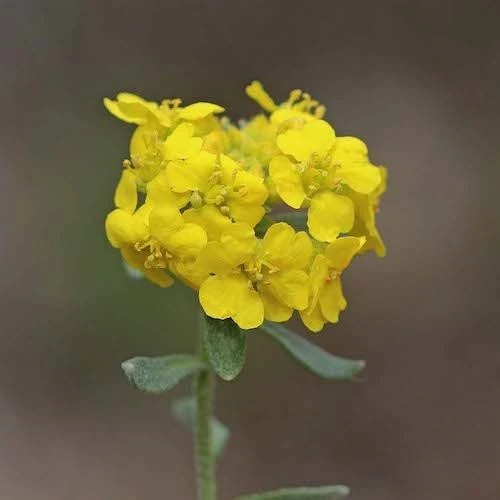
xmin=194 ymin=322 xmax=216 ymax=500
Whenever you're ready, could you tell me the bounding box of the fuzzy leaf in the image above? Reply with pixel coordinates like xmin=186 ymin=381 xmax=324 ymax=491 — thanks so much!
xmin=171 ymin=396 xmax=230 ymax=457
xmin=236 ymin=485 xmax=350 ymax=499
xmin=261 ymin=322 xmax=365 ymax=380
xmin=204 ymin=316 xmax=247 ymax=381
xmin=121 ymin=355 xmax=207 ymax=393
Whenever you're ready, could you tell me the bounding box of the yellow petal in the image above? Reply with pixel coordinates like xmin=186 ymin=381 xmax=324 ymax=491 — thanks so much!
xmin=233 ymin=170 xmax=268 ymax=205
xmin=199 ymin=273 xmax=263 ymax=329
xmin=324 ymin=236 xmax=366 ymax=271
xmin=169 ymin=259 xmax=208 ymax=290
xmin=245 ymin=81 xmax=277 ymax=112
xmin=307 ymin=191 xmax=354 ymax=242
xmin=104 ymin=93 xmax=159 ymax=125
xmin=332 ymin=136 xmax=368 ymax=165
xmin=105 ymin=209 xmax=148 ymax=248
xmin=269 ymin=155 xmax=305 ymax=209
xmin=129 ymin=122 xmax=162 ymax=159
xmin=164 ymin=223 xmax=207 ymax=258
xmin=307 ymin=254 xmax=329 ymax=313
xmin=166 ymin=151 xmax=216 ymax=193
xmin=262 ymin=222 xmax=295 ymax=265
xmin=219 ymin=222 xmax=256 ymax=263
xmin=114 ymin=170 xmax=137 ymax=213
xmin=148 ymin=204 xmax=184 ymax=245
xmin=289 ymin=231 xmax=313 ymax=270
xmin=339 ymin=165 xmax=381 ymax=194
xmin=258 ymin=284 xmax=293 ymax=322
xmin=318 ymin=278 xmax=345 ymax=324
xmin=197 ymin=241 xmax=241 ymax=275
xmin=178 ymin=102 xmax=225 ymax=121
xmin=232 ymin=285 xmax=265 ymax=329
xmin=268 ymin=269 xmax=309 ymax=310
xmin=199 ymin=274 xmax=242 ymax=320
xmin=163 ymin=122 xmax=202 ymax=160
xmin=299 ymin=304 xmax=326 ymax=333
xmin=270 ymin=108 xmax=314 ymax=125
xmin=120 ymin=247 xmax=173 ymax=288
xmin=219 ymin=154 xmax=240 ymax=186
xmin=183 ymin=205 xmax=232 ymax=241
xmin=146 ymin=170 xmax=190 ymax=208
xmin=277 ymin=120 xmax=335 ymax=161
xmin=197 ymin=222 xmax=255 ymax=273
xmin=229 ymin=201 xmax=265 ymax=227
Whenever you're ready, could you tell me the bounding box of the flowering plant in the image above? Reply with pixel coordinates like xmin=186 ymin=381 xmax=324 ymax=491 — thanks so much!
xmin=104 ymin=81 xmax=386 ymax=499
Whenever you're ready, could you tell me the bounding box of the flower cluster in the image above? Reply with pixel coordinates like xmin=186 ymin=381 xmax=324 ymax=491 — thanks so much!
xmin=104 ymin=82 xmax=387 ymax=332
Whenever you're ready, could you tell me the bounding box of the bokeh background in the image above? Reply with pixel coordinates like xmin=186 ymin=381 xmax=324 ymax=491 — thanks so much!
xmin=2 ymin=1 xmax=500 ymax=498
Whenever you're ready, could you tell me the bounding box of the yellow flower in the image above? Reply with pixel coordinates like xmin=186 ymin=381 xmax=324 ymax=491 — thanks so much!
xmin=198 ymin=222 xmax=312 ymax=329
xmin=269 ymin=120 xmax=381 ymax=242
xmin=300 ymin=236 xmax=365 ymax=332
xmin=166 ymin=153 xmax=268 ymax=228
xmin=104 ymin=95 xmax=225 ymax=184
xmin=105 ymin=169 xmax=207 ymax=288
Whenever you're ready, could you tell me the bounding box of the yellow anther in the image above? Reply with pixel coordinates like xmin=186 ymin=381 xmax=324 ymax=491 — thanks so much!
xmin=287 ymin=89 xmax=302 ymax=105
xmin=219 ymin=205 xmax=230 ymax=215
xmin=122 ymin=159 xmax=132 ymax=169
xmin=314 ymin=105 xmax=326 ymax=118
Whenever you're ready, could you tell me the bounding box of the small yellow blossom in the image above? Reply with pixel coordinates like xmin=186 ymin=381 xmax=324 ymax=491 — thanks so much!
xmin=167 ymin=153 xmax=268 ymax=227
xmin=300 ymin=236 xmax=365 ymax=332
xmin=198 ymin=223 xmax=312 ymax=329
xmin=270 ymin=120 xmax=381 ymax=242
xmin=105 ymin=170 xmax=207 ymax=288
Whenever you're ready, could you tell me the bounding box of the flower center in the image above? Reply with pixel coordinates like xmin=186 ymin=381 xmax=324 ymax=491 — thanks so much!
xmin=135 ymin=239 xmax=172 ymax=269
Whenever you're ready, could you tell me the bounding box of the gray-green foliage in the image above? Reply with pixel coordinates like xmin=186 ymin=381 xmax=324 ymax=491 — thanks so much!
xmin=261 ymin=322 xmax=365 ymax=380
xmin=204 ymin=315 xmax=247 ymax=380
xmin=171 ymin=396 xmax=230 ymax=457
xmin=121 ymin=355 xmax=207 ymax=393
xmin=236 ymin=485 xmax=350 ymax=499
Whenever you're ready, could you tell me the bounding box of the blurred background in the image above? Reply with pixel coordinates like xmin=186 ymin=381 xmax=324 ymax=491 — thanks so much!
xmin=2 ymin=1 xmax=500 ymax=498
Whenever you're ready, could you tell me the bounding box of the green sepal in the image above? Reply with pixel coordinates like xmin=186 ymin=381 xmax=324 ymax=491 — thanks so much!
xmin=121 ymin=354 xmax=207 ymax=393
xmin=236 ymin=484 xmax=350 ymax=499
xmin=260 ymin=322 xmax=365 ymax=380
xmin=203 ymin=315 xmax=247 ymax=381
xmin=171 ymin=396 xmax=230 ymax=458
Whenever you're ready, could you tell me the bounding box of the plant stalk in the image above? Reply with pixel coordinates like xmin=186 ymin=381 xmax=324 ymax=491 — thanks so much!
xmin=194 ymin=320 xmax=216 ymax=500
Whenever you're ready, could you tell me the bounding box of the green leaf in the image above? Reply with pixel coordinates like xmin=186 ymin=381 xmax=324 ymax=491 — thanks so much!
xmin=171 ymin=396 xmax=230 ymax=457
xmin=204 ymin=315 xmax=247 ymax=381
xmin=121 ymin=355 xmax=207 ymax=393
xmin=236 ymin=485 xmax=350 ymax=499
xmin=260 ymin=322 xmax=365 ymax=380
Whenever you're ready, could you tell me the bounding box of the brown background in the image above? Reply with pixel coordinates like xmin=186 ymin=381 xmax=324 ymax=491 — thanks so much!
xmin=1 ymin=1 xmax=500 ymax=499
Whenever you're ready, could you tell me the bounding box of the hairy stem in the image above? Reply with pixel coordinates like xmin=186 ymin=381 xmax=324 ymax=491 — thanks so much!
xmin=194 ymin=320 xmax=216 ymax=500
